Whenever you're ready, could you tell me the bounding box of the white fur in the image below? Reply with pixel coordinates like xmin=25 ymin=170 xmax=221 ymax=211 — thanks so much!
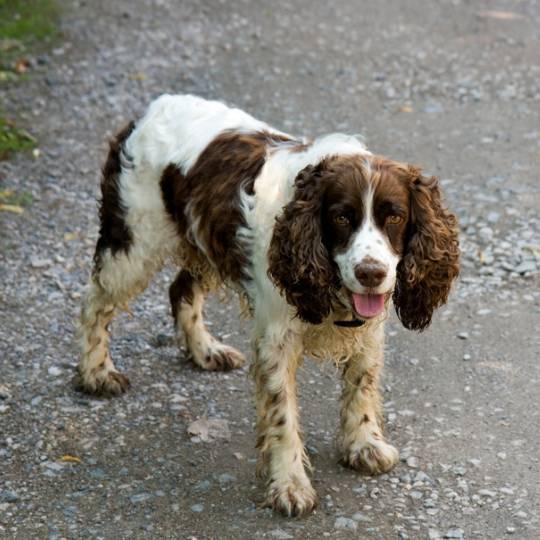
xmin=79 ymin=94 xmax=397 ymax=517
xmin=334 ymin=183 xmax=400 ymax=295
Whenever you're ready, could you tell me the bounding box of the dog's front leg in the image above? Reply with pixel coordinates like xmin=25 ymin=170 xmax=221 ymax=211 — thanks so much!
xmin=340 ymin=325 xmax=399 ymax=474
xmin=251 ymin=328 xmax=316 ymax=517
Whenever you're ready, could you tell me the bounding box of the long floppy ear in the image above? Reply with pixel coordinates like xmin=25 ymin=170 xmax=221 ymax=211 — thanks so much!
xmin=393 ymin=168 xmax=460 ymax=331
xmin=268 ymin=163 xmax=335 ymax=324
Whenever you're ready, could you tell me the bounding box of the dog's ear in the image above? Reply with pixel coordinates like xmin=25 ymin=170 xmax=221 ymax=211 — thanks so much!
xmin=393 ymin=168 xmax=460 ymax=331
xmin=268 ymin=162 xmax=335 ymax=324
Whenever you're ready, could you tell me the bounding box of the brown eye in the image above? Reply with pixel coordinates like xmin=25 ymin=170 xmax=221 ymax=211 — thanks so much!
xmin=334 ymin=215 xmax=350 ymax=226
xmin=386 ymin=215 xmax=403 ymax=225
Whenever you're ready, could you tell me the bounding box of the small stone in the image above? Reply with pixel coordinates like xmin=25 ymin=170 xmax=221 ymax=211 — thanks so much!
xmin=129 ymin=492 xmax=153 ymax=504
xmin=334 ymin=517 xmax=358 ymax=531
xmin=269 ymin=529 xmax=293 ymax=539
xmin=0 ymin=385 xmax=11 ymax=400
xmin=497 ymin=452 xmax=507 ymax=460
xmin=406 ymin=456 xmax=419 ymax=468
xmin=515 ymin=511 xmax=527 ymax=518
xmin=217 ymin=473 xmax=236 ymax=485
xmin=429 ymin=529 xmax=442 ymax=540
xmin=30 ymin=257 xmax=52 ymax=268
xmin=194 ymin=480 xmax=211 ymax=492
xmin=89 ymin=468 xmax=106 ymax=479
xmin=0 ymin=490 xmax=19 ymax=503
xmin=410 ymin=490 xmax=423 ymax=499
xmin=48 ymin=366 xmax=62 ymax=376
xmin=457 ymin=332 xmax=469 ymax=340
xmin=463 ymin=353 xmax=471 ymax=361
xmin=487 ymin=211 xmax=500 ymax=223
xmin=352 ymin=512 xmax=371 ymax=522
xmin=445 ymin=527 xmax=464 ymax=539
xmin=514 ymin=261 xmax=536 ymax=274
xmin=506 ymin=527 xmax=516 ymax=534
xmin=478 ymin=489 xmax=497 ymax=498
xmin=191 ymin=503 xmax=204 ymax=513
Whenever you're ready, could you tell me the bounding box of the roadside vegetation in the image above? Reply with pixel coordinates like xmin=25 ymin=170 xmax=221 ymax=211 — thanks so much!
xmin=0 ymin=0 xmax=61 ymax=159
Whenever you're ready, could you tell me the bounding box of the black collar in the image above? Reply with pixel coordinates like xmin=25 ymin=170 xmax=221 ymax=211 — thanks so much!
xmin=334 ymin=318 xmax=365 ymax=328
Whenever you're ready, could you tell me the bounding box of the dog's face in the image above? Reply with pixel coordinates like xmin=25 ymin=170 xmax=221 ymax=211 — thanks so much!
xmin=268 ymin=155 xmax=460 ymax=330
xmin=321 ymin=157 xmax=409 ymax=320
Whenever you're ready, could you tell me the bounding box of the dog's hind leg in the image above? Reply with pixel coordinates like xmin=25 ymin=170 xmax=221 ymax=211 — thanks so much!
xmin=169 ymin=269 xmax=245 ymax=371
xmin=76 ymin=121 xmax=174 ymax=396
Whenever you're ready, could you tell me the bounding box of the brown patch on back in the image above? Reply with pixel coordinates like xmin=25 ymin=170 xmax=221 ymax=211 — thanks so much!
xmin=160 ymin=130 xmax=300 ymax=283
xmin=94 ymin=121 xmax=136 ymax=272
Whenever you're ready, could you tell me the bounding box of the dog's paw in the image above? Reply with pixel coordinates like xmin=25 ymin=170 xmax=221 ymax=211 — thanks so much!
xmin=74 ymin=366 xmax=130 ymax=397
xmin=264 ymin=476 xmax=317 ymax=517
xmin=343 ymin=438 xmax=399 ymax=475
xmin=192 ymin=343 xmax=245 ymax=371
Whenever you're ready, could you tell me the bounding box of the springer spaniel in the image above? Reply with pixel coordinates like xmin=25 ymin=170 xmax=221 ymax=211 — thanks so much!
xmin=77 ymin=94 xmax=460 ymax=517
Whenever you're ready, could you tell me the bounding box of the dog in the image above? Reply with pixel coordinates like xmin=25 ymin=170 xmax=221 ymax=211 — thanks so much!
xmin=77 ymin=94 xmax=460 ymax=517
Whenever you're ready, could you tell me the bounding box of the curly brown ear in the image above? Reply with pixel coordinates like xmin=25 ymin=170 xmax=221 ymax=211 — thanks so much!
xmin=393 ymin=169 xmax=460 ymax=331
xmin=268 ymin=163 xmax=335 ymax=324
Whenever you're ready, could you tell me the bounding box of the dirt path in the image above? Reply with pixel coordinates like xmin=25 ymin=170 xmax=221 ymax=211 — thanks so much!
xmin=1 ymin=1 xmax=539 ymax=538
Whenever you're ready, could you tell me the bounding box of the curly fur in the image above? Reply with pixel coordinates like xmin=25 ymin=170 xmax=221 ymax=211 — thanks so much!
xmin=268 ymin=163 xmax=338 ymax=324
xmin=393 ymin=169 xmax=460 ymax=330
xmin=77 ymin=94 xmax=459 ymax=518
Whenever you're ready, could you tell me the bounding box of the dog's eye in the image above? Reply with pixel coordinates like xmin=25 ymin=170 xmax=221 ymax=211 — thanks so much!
xmin=386 ymin=215 xmax=403 ymax=225
xmin=334 ymin=215 xmax=350 ymax=226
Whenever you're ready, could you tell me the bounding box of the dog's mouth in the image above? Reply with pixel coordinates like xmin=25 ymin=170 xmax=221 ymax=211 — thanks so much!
xmin=333 ymin=289 xmax=391 ymax=327
xmin=350 ymin=292 xmax=385 ymax=318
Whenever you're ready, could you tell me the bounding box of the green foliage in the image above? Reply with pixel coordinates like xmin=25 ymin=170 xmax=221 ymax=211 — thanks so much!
xmin=0 ymin=117 xmax=36 ymax=159
xmin=0 ymin=0 xmax=60 ymax=45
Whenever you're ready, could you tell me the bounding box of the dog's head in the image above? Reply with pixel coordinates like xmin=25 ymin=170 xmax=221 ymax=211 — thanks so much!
xmin=268 ymin=155 xmax=460 ymax=330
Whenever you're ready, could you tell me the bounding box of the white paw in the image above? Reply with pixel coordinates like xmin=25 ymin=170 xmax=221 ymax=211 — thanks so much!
xmin=343 ymin=437 xmax=399 ymax=475
xmin=190 ymin=341 xmax=245 ymax=371
xmin=265 ymin=475 xmax=317 ymax=517
xmin=74 ymin=364 xmax=130 ymax=396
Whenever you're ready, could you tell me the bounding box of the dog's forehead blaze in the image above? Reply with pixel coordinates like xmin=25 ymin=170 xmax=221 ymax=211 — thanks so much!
xmin=367 ymin=158 xmax=411 ymax=211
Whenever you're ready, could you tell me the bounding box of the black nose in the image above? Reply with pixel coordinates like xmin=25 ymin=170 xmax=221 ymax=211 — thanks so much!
xmin=354 ymin=259 xmax=388 ymax=288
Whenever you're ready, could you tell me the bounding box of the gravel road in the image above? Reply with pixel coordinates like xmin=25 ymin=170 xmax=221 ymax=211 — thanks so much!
xmin=1 ymin=0 xmax=539 ymax=538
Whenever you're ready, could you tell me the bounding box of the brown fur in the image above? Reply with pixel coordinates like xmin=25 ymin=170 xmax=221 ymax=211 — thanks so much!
xmin=269 ymin=154 xmax=459 ymax=330
xmin=268 ymin=161 xmax=339 ymax=324
xmin=393 ymin=168 xmax=460 ymax=330
xmin=94 ymin=121 xmax=136 ymax=272
xmin=160 ymin=130 xmax=300 ymax=283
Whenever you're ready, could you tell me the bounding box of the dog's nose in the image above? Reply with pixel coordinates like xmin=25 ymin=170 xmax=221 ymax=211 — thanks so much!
xmin=354 ymin=259 xmax=388 ymax=288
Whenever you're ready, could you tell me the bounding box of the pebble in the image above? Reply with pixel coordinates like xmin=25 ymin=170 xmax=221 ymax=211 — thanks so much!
xmin=334 ymin=517 xmax=358 ymax=531
xmin=0 ymin=490 xmax=19 ymax=503
xmin=129 ymin=493 xmax=153 ymax=504
xmin=269 ymin=529 xmax=293 ymax=539
xmin=190 ymin=503 xmax=204 ymax=513
xmin=444 ymin=528 xmax=464 ymax=539
xmin=0 ymin=385 xmax=11 ymax=400
xmin=406 ymin=456 xmax=419 ymax=468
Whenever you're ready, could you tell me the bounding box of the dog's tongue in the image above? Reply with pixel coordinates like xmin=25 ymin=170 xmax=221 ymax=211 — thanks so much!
xmin=352 ymin=293 xmax=385 ymax=318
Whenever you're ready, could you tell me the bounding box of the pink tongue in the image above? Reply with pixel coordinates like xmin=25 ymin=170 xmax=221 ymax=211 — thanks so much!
xmin=352 ymin=293 xmax=385 ymax=318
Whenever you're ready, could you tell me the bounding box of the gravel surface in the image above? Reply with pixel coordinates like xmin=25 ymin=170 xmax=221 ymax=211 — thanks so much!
xmin=1 ymin=0 xmax=540 ymax=538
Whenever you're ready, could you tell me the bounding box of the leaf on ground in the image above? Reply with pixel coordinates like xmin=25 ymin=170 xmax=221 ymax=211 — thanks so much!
xmin=0 ymin=203 xmax=24 ymax=214
xmin=58 ymin=455 xmax=82 ymax=463
xmin=477 ymin=11 xmax=524 ymax=20
xmin=187 ymin=417 xmax=230 ymax=442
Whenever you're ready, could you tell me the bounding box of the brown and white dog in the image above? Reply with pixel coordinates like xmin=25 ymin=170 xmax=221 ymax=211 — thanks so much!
xmin=77 ymin=94 xmax=460 ymax=517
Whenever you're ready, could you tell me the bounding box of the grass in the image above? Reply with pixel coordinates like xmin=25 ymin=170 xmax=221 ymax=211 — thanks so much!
xmin=0 ymin=0 xmax=60 ymax=159
xmin=0 ymin=0 xmax=60 ymax=49
xmin=0 ymin=116 xmax=36 ymax=159
xmin=0 ymin=187 xmax=34 ymax=207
